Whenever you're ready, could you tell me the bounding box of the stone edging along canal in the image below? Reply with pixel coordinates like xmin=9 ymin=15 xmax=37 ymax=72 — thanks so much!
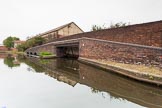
xmin=78 ymin=57 xmax=162 ymax=86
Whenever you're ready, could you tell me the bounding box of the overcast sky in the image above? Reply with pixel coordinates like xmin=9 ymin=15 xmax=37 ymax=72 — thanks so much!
xmin=0 ymin=0 xmax=161 ymax=44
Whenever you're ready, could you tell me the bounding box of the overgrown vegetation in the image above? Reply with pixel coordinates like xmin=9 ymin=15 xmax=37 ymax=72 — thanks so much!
xmin=16 ymin=36 xmax=45 ymax=52
xmin=91 ymin=25 xmax=106 ymax=31
xmin=109 ymin=22 xmax=129 ymax=28
xmin=39 ymin=52 xmax=52 ymax=56
xmin=39 ymin=51 xmax=55 ymax=59
xmin=91 ymin=22 xmax=130 ymax=31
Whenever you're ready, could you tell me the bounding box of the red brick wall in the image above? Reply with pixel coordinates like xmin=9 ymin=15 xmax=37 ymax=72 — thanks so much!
xmin=79 ymin=38 xmax=162 ymax=68
xmin=0 ymin=46 xmax=8 ymax=51
xmin=54 ymin=21 xmax=162 ymax=47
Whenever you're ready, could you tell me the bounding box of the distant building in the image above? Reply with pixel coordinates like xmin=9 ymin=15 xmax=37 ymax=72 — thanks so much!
xmin=14 ymin=40 xmax=25 ymax=48
xmin=34 ymin=22 xmax=84 ymax=42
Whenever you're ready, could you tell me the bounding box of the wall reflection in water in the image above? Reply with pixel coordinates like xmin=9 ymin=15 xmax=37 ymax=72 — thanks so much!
xmin=15 ymin=56 xmax=162 ymax=108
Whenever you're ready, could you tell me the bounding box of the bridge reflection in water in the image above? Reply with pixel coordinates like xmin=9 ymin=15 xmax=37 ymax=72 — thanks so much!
xmin=22 ymin=57 xmax=162 ymax=108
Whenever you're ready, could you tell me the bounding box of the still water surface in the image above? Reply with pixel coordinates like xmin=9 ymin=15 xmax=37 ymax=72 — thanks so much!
xmin=0 ymin=54 xmax=162 ymax=108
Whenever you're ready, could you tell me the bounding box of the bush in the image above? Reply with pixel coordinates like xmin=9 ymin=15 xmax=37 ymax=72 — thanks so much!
xmin=39 ymin=52 xmax=52 ymax=56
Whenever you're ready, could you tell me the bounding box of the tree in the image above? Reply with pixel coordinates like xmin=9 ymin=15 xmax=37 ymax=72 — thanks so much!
xmin=17 ymin=36 xmax=45 ymax=52
xmin=34 ymin=37 xmax=45 ymax=46
xmin=26 ymin=36 xmax=45 ymax=47
xmin=3 ymin=36 xmax=19 ymax=49
xmin=16 ymin=43 xmax=27 ymax=52
xmin=26 ymin=38 xmax=35 ymax=48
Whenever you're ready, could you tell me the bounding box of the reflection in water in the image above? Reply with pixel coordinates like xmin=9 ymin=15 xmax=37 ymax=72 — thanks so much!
xmin=3 ymin=54 xmax=20 ymax=68
xmin=1 ymin=54 xmax=162 ymax=108
xmin=20 ymin=57 xmax=162 ymax=108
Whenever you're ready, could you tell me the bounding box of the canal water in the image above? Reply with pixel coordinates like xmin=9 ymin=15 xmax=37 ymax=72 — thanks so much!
xmin=0 ymin=54 xmax=162 ymax=108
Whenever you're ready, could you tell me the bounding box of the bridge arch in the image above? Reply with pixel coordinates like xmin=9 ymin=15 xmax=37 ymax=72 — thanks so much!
xmin=34 ymin=52 xmax=37 ymax=56
xmin=56 ymin=42 xmax=79 ymax=58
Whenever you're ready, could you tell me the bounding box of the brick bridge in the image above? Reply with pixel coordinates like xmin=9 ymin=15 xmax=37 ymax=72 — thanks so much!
xmin=25 ymin=21 xmax=162 ymax=68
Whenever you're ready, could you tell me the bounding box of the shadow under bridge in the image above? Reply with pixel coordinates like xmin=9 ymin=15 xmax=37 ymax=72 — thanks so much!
xmin=56 ymin=42 xmax=79 ymax=58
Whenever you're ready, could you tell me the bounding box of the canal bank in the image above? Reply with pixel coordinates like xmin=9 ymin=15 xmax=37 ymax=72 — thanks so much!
xmin=79 ymin=57 xmax=162 ymax=86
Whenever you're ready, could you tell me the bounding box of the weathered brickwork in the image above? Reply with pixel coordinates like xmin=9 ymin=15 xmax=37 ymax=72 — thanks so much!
xmin=79 ymin=38 xmax=162 ymax=68
xmin=54 ymin=21 xmax=162 ymax=47
xmin=26 ymin=21 xmax=162 ymax=69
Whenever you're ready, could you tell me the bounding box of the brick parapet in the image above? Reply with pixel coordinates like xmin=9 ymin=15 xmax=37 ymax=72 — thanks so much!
xmin=52 ymin=21 xmax=162 ymax=47
xmin=79 ymin=38 xmax=162 ymax=68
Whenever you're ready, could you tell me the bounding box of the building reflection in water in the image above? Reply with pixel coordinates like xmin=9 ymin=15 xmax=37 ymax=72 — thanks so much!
xmin=15 ymin=56 xmax=162 ymax=108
